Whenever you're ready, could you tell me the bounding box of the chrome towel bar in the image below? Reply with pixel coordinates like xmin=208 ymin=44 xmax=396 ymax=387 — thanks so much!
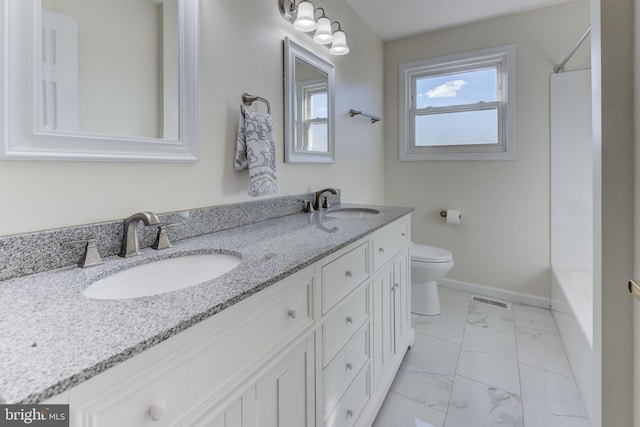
xmin=349 ymin=109 xmax=381 ymax=124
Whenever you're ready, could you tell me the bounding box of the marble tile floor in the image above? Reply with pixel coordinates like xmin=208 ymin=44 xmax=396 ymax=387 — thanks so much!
xmin=373 ymin=286 xmax=590 ymax=427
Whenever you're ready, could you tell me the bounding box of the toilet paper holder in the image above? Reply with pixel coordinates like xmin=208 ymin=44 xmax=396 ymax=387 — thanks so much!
xmin=440 ymin=210 xmax=462 ymax=219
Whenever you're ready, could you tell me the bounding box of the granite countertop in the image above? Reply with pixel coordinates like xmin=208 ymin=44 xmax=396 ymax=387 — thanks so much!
xmin=0 ymin=204 xmax=413 ymax=404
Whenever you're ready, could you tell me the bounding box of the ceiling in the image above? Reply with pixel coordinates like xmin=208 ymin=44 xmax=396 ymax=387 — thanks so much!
xmin=345 ymin=0 xmax=574 ymax=41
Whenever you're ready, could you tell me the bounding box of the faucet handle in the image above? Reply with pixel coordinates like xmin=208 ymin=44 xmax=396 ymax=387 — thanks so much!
xmin=62 ymin=239 xmax=103 ymax=268
xmin=305 ymin=201 xmax=315 ymax=213
xmin=152 ymin=223 xmax=179 ymax=250
xmin=296 ymin=199 xmax=315 ymax=213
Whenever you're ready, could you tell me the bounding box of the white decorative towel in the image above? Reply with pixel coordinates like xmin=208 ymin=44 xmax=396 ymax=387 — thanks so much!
xmin=235 ymin=110 xmax=277 ymax=197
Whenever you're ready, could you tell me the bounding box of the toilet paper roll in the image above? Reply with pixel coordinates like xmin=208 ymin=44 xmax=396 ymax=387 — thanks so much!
xmin=446 ymin=209 xmax=461 ymax=225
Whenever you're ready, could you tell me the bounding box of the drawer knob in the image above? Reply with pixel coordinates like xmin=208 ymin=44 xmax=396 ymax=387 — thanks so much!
xmin=394 ymin=283 xmax=400 ymax=289
xmin=149 ymin=402 xmax=167 ymax=422
xmin=402 ymin=232 xmax=406 ymax=237
xmin=288 ymin=309 xmax=297 ymax=319
xmin=346 ymin=316 xmax=353 ymax=324
xmin=347 ymin=409 xmax=354 ymax=418
xmin=379 ymin=247 xmax=385 ymax=253
xmin=345 ymin=270 xmax=352 ymax=277
xmin=346 ymin=362 xmax=353 ymax=370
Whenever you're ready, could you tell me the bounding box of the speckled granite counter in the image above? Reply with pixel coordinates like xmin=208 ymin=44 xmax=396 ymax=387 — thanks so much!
xmin=0 ymin=204 xmax=412 ymax=404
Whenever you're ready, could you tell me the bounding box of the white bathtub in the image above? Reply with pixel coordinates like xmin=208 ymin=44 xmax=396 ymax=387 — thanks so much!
xmin=550 ymin=267 xmax=592 ymax=419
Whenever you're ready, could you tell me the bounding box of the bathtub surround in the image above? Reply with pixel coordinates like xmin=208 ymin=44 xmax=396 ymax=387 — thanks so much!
xmin=550 ymin=70 xmax=593 ymax=272
xmin=548 ymin=68 xmax=593 ymax=418
xmin=0 ymin=201 xmax=411 ymax=404
xmin=551 ymin=268 xmax=593 ymax=419
xmin=0 ymin=191 xmax=339 ymax=282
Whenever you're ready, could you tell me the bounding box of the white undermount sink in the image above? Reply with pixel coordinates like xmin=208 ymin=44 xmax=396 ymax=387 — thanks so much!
xmin=326 ymin=208 xmax=380 ymax=219
xmin=83 ymin=253 xmax=241 ymax=300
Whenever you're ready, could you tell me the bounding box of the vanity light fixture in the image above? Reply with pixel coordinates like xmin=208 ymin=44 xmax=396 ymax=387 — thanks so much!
xmin=293 ymin=1 xmax=316 ymax=32
xmin=329 ymin=22 xmax=349 ymax=55
xmin=312 ymin=8 xmax=333 ymax=45
xmin=278 ymin=0 xmax=350 ymax=55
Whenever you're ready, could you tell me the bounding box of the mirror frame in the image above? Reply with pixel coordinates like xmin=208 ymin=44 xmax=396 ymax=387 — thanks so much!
xmin=0 ymin=0 xmax=199 ymax=162
xmin=284 ymin=38 xmax=335 ymax=163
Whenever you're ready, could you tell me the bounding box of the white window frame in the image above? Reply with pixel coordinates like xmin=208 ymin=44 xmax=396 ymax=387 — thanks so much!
xmin=300 ymin=81 xmax=328 ymax=152
xmin=399 ymin=44 xmax=516 ymax=161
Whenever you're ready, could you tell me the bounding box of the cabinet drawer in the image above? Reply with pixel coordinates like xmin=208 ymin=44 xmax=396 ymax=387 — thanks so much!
xmin=323 ymin=283 xmax=369 ymax=365
xmin=322 ymin=242 xmax=369 ymax=314
xmin=372 ymin=216 xmax=410 ymax=270
xmin=324 ymin=323 xmax=370 ymax=416
xmin=324 ymin=363 xmax=370 ymax=427
xmin=64 ymin=273 xmax=315 ymax=427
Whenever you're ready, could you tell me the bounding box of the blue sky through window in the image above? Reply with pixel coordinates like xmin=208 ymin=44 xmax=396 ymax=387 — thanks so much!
xmin=311 ymin=92 xmax=327 ymax=118
xmin=416 ymin=68 xmax=497 ymax=109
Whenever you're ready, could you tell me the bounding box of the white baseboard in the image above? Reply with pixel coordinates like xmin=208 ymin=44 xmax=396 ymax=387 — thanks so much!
xmin=438 ymin=278 xmax=551 ymax=309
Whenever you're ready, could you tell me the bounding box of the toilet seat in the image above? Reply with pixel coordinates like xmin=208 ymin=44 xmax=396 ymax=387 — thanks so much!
xmin=412 ymin=244 xmax=453 ymax=263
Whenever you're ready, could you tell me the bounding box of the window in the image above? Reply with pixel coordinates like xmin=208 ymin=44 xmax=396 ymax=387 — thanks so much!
xmin=399 ymin=44 xmax=516 ymax=160
xmin=296 ymin=80 xmax=328 ymax=152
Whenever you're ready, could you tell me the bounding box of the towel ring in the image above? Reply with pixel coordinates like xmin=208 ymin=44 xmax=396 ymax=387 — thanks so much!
xmin=241 ymin=92 xmax=271 ymax=115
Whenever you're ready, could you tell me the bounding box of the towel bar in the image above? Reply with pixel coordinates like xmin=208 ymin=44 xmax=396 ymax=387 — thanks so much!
xmin=241 ymin=93 xmax=271 ymax=115
xmin=349 ymin=109 xmax=381 ymax=124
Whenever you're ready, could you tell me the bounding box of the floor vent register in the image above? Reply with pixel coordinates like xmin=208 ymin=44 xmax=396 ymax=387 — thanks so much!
xmin=471 ymin=296 xmax=511 ymax=310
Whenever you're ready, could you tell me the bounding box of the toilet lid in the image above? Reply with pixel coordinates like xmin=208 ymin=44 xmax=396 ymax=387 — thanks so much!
xmin=412 ymin=244 xmax=453 ymax=263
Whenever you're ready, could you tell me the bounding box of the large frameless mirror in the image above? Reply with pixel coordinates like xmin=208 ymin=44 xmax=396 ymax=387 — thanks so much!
xmin=284 ymin=37 xmax=335 ymax=163
xmin=0 ymin=0 xmax=199 ymax=162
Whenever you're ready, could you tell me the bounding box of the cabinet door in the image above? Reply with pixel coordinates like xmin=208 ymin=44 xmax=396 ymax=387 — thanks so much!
xmin=196 ymin=335 xmax=315 ymax=427
xmin=372 ymin=263 xmax=395 ymax=386
xmin=207 ymin=398 xmax=244 ymax=427
xmin=393 ymin=247 xmax=411 ymax=343
xmin=248 ymin=335 xmax=315 ymax=427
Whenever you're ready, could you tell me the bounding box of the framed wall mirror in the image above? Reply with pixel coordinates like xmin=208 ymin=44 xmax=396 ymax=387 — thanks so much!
xmin=284 ymin=38 xmax=335 ymax=163
xmin=0 ymin=0 xmax=199 ymax=162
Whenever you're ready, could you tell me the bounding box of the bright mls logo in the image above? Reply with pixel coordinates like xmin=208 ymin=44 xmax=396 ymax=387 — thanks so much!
xmin=0 ymin=405 xmax=69 ymax=426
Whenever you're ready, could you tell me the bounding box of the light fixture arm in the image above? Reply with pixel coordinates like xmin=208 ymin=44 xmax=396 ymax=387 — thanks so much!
xmin=278 ymin=0 xmax=297 ymax=24
xmin=314 ymin=7 xmax=328 ymax=20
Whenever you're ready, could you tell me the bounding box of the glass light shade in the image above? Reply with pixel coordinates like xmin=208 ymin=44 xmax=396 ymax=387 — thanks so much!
xmin=329 ymin=30 xmax=350 ymax=55
xmin=313 ymin=16 xmax=333 ymax=44
xmin=293 ymin=1 xmax=317 ymax=32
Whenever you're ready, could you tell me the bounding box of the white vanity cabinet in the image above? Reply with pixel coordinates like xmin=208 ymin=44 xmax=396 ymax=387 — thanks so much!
xmin=316 ymin=215 xmax=413 ymax=427
xmin=46 ymin=267 xmax=316 ymax=427
xmin=44 ymin=214 xmax=414 ymax=427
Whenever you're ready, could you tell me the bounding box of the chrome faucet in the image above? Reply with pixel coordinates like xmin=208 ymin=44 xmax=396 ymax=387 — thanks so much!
xmin=314 ymin=188 xmax=337 ymax=210
xmin=119 ymin=211 xmax=161 ymax=258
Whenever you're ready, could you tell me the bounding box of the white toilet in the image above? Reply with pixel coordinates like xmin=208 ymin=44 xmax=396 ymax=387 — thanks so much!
xmin=411 ymin=244 xmax=454 ymax=316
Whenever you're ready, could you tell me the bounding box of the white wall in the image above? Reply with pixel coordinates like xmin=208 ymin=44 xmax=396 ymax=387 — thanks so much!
xmin=383 ymin=1 xmax=590 ymax=299
xmin=0 ymin=0 xmax=384 ymax=237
